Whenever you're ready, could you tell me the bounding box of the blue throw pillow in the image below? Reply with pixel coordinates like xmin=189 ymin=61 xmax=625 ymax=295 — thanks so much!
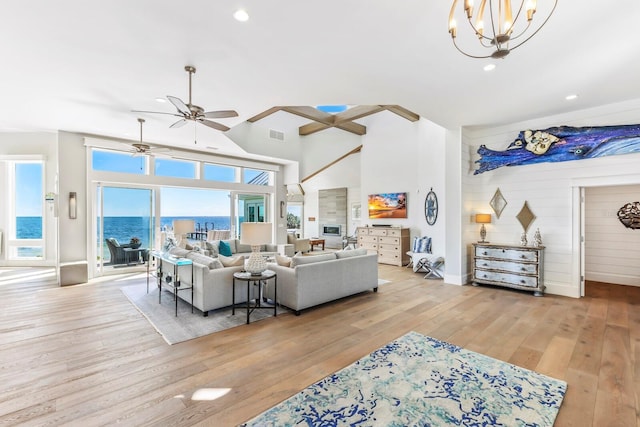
xmin=218 ymin=240 xmax=232 ymax=257
xmin=413 ymin=236 xmax=432 ymax=253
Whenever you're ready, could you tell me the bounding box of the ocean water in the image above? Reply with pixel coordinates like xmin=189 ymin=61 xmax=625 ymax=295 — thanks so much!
xmin=16 ymin=216 xmax=236 ymax=261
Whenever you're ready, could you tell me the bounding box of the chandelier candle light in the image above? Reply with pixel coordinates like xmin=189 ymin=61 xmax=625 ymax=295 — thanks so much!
xmin=448 ymin=0 xmax=558 ymax=59
xmin=241 ymin=222 xmax=273 ymax=276
xmin=475 ymin=213 xmax=492 ymax=243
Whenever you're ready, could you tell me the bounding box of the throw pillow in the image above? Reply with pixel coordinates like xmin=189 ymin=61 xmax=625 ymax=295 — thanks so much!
xmin=186 ymin=252 xmax=219 ymax=269
xmin=290 ymin=252 xmax=336 ymax=268
xmin=219 ymin=254 xmax=244 ymax=267
xmin=276 ymin=254 xmax=292 ymax=267
xmin=412 ymin=236 xmax=432 ymax=253
xmin=218 ymin=240 xmax=232 ymax=257
xmin=205 ymin=240 xmax=219 ymax=256
xmin=335 ymin=248 xmax=368 ymax=259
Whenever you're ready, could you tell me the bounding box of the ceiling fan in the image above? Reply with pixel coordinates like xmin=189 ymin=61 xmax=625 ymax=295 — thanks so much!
xmin=133 ymin=65 xmax=238 ymax=132
xmin=124 ymin=118 xmax=171 ymax=157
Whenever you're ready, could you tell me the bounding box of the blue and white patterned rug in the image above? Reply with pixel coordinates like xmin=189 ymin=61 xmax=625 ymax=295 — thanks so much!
xmin=241 ymin=331 xmax=567 ymax=426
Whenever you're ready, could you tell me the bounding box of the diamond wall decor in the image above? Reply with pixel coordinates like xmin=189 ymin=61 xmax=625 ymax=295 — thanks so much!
xmin=516 ymin=201 xmax=536 ymax=232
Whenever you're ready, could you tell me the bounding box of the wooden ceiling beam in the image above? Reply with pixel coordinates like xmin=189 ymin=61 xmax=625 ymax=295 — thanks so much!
xmin=246 ymin=106 xmax=283 ymax=123
xmin=382 ymin=105 xmax=420 ymax=122
xmin=299 ymin=120 xmax=366 ymax=136
xmin=334 ymin=105 xmax=384 ymax=123
xmin=246 ymin=105 xmax=420 ymax=136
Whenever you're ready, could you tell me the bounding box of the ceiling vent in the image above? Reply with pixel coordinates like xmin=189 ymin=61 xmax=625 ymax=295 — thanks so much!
xmin=269 ymin=129 xmax=285 ymax=141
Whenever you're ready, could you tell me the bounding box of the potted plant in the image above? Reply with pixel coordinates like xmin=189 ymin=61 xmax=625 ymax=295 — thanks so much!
xmin=129 ymin=237 xmax=141 ymax=249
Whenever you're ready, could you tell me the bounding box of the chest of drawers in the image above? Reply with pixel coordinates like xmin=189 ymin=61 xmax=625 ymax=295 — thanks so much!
xmin=357 ymin=226 xmax=410 ymax=266
xmin=472 ymin=243 xmax=545 ymax=296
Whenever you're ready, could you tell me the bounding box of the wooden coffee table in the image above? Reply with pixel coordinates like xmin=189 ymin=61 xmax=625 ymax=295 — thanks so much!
xmin=309 ymin=238 xmax=325 ymax=251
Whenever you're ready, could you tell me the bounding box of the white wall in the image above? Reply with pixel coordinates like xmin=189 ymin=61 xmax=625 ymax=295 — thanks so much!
xmin=585 ymin=185 xmax=640 ymax=286
xmin=462 ymin=98 xmax=640 ymax=297
xmin=58 ymin=131 xmax=88 ymax=264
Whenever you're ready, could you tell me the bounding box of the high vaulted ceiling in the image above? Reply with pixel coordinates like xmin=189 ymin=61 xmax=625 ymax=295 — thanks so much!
xmin=2 ymin=1 xmax=640 ymax=155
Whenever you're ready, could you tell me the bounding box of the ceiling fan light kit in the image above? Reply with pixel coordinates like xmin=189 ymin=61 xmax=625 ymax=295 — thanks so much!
xmin=448 ymin=0 xmax=558 ymax=59
xmin=133 ymin=65 xmax=238 ymax=132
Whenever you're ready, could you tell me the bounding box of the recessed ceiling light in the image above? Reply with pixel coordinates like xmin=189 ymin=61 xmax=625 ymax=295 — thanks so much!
xmin=155 ymin=97 xmax=166 ymax=103
xmin=565 ymin=94 xmax=578 ymax=100
xmin=233 ymin=9 xmax=249 ymax=22
xmin=483 ymin=64 xmax=496 ymax=71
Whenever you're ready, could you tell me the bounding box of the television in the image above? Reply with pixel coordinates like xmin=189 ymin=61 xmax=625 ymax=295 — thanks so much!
xmin=368 ymin=192 xmax=407 ymax=219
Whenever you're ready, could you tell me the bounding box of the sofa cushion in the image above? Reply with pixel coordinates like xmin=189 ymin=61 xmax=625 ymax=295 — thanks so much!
xmin=291 ymin=252 xmax=337 ymax=268
xmin=219 ymin=254 xmax=244 ymax=267
xmin=168 ymin=247 xmax=191 ymax=258
xmin=236 ymin=242 xmax=253 ymax=253
xmin=218 ymin=240 xmax=233 ymax=256
xmin=186 ymin=252 xmax=221 ymax=269
xmin=335 ymin=248 xmax=368 ymax=259
xmin=276 ymin=254 xmax=292 ymax=267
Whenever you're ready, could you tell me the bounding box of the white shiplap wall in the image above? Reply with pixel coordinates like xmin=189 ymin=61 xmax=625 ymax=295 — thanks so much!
xmin=462 ymin=98 xmax=640 ymax=297
xmin=585 ymin=185 xmax=640 ymax=286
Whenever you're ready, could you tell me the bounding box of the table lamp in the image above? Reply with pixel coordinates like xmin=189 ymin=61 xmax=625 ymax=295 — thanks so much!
xmin=475 ymin=213 xmax=491 ymax=243
xmin=241 ymin=222 xmax=273 ymax=275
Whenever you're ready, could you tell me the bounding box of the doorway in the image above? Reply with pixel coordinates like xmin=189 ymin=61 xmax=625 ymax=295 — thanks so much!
xmin=94 ymin=185 xmax=154 ymax=276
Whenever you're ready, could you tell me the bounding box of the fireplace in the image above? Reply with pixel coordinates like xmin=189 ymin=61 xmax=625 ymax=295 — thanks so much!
xmin=322 ymin=224 xmax=342 ymax=236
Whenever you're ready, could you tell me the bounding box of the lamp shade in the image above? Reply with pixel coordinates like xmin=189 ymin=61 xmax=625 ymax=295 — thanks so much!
xmin=475 ymin=213 xmax=492 ymax=224
xmin=241 ymin=222 xmax=272 ymax=245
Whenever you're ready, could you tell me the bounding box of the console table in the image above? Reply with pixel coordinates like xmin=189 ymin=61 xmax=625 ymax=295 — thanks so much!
xmin=232 ymin=270 xmax=277 ymax=324
xmin=149 ymin=250 xmax=194 ymax=316
xmin=472 ymin=243 xmax=545 ymax=296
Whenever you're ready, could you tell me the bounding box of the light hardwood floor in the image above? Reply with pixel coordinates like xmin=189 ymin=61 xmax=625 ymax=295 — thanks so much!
xmin=0 ymin=265 xmax=638 ymax=426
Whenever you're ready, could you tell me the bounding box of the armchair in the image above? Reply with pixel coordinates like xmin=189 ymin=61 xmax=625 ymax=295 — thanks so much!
xmin=105 ymin=238 xmax=148 ymax=265
xmin=287 ymin=233 xmax=311 ymax=253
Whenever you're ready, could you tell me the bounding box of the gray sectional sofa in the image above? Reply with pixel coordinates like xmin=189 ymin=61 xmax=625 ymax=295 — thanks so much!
xmin=264 ymin=249 xmax=379 ymax=315
xmin=157 ymin=246 xmax=378 ymax=317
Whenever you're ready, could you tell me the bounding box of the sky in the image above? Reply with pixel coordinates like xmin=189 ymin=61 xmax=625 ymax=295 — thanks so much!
xmin=15 ymin=163 xmax=43 ymax=216
xmin=15 ymin=151 xmax=263 ymax=217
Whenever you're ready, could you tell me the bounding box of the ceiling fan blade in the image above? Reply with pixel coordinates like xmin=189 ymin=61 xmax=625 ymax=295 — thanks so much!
xmin=203 ymin=110 xmax=239 ymax=119
xmin=131 ymin=109 xmax=181 ymax=117
xmin=198 ymin=118 xmax=230 ymax=132
xmin=167 ymin=95 xmax=191 ymax=116
xmin=170 ymin=119 xmax=188 ymax=128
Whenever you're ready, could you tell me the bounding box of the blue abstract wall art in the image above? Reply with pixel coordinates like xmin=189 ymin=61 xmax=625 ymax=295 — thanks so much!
xmin=475 ymin=124 xmax=640 ymax=174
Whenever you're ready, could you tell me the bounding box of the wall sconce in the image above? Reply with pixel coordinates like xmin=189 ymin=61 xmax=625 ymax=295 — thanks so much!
xmin=475 ymin=213 xmax=491 ymax=243
xmin=69 ymin=192 xmax=77 ymax=219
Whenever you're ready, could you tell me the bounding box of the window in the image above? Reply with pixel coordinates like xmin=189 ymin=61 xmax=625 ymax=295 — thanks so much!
xmin=244 ymin=168 xmax=271 ymax=186
xmin=155 ymin=158 xmax=196 ymax=178
xmin=12 ymin=161 xmax=44 ymax=259
xmin=204 ymin=163 xmax=237 ymax=182
xmin=92 ymin=149 xmax=146 ymax=174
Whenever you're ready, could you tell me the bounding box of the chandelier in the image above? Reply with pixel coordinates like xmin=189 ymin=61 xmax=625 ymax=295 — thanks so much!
xmin=448 ymin=0 xmax=558 ymax=59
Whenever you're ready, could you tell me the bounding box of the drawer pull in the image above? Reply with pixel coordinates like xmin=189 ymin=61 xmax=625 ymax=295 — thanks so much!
xmin=521 ymin=267 xmax=526 ymax=271
xmin=483 ymin=263 xmax=488 ymax=266
xmin=483 ymin=274 xmax=488 ymax=278
xmin=521 ymin=255 xmax=526 ymax=259
xmin=520 ymin=280 xmax=526 ymax=284
xmin=482 ymin=251 xmax=488 ymax=255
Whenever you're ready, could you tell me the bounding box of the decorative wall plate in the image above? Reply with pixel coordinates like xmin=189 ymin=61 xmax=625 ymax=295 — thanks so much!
xmin=425 ymin=188 xmax=438 ymax=225
xmin=617 ymin=201 xmax=640 ymax=229
xmin=490 ymin=188 xmax=507 ymax=219
xmin=516 ymin=201 xmax=536 ymax=232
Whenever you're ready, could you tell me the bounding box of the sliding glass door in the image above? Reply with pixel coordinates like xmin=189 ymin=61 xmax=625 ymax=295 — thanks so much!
xmin=95 ymin=185 xmax=154 ymax=275
xmin=231 ymin=192 xmax=268 ymax=239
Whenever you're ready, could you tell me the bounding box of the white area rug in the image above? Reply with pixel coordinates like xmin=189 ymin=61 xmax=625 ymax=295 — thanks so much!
xmin=122 ymin=283 xmax=275 ymax=345
xmin=378 ymin=278 xmax=391 ymax=286
xmin=241 ymin=331 xmax=567 ymax=426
